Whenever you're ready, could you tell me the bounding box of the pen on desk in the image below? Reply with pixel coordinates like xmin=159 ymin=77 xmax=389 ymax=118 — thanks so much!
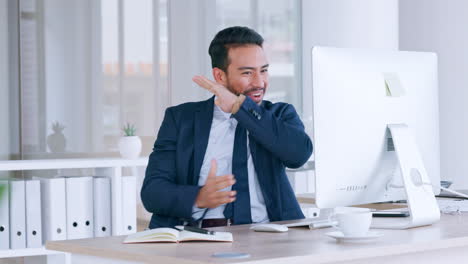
xmin=183 ymin=226 xmax=216 ymax=235
xmin=309 ymin=220 xmax=337 ymax=229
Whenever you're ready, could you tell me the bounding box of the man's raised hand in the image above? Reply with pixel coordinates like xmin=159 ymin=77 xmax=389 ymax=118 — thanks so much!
xmin=192 ymin=75 xmax=238 ymax=113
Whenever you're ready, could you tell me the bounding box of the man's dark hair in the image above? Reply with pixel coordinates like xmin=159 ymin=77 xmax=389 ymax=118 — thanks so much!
xmin=208 ymin=26 xmax=264 ymax=72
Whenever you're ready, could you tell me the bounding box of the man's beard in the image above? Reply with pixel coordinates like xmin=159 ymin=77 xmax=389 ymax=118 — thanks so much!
xmin=225 ymin=80 xmax=265 ymax=97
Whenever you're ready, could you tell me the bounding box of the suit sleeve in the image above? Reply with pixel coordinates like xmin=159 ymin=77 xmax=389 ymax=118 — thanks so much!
xmin=233 ymin=97 xmax=313 ymax=168
xmin=140 ymin=107 xmax=200 ymax=221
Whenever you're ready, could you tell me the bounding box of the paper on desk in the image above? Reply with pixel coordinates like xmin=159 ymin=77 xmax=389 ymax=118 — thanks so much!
xmin=437 ymin=199 xmax=468 ymax=213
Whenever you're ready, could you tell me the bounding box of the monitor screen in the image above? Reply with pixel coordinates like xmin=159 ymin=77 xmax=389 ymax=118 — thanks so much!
xmin=312 ymin=47 xmax=440 ymax=209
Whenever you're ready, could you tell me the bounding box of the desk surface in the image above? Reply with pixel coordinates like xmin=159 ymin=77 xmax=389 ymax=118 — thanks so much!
xmin=46 ymin=214 xmax=468 ymax=264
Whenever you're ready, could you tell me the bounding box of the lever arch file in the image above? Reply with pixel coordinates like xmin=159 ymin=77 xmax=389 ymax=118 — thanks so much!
xmin=121 ymin=175 xmax=136 ymax=235
xmin=0 ymin=180 xmax=9 ymax=249
xmin=40 ymin=177 xmax=67 ymax=242
xmin=10 ymin=180 xmax=26 ymax=249
xmin=65 ymin=176 xmax=94 ymax=239
xmin=26 ymin=180 xmax=42 ymax=248
xmin=93 ymin=176 xmax=112 ymax=237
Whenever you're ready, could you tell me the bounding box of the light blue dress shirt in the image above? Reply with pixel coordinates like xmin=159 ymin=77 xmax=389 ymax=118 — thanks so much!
xmin=192 ymin=103 xmax=269 ymax=223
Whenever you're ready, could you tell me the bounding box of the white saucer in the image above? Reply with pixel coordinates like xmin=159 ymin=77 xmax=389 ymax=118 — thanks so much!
xmin=325 ymin=231 xmax=384 ymax=242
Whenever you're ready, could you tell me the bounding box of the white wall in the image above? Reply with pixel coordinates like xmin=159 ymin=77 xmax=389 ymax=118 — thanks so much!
xmin=301 ymin=0 xmax=399 ymax=125
xmin=0 ymin=0 xmax=10 ymax=160
xmin=298 ymin=0 xmax=399 ymax=193
xmin=400 ymin=0 xmax=468 ymax=189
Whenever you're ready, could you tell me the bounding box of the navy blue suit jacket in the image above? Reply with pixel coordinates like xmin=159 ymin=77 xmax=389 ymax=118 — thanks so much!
xmin=141 ymin=96 xmax=313 ymax=228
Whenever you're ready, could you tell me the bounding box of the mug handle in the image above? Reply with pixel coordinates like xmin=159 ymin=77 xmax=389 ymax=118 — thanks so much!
xmin=328 ymin=213 xmax=340 ymax=230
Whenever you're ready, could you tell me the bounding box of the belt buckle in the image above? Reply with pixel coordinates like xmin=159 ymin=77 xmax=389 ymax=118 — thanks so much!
xmin=227 ymin=219 xmax=231 ymax=226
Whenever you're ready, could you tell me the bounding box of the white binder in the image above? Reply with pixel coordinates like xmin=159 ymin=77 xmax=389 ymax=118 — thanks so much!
xmin=65 ymin=176 xmax=94 ymax=239
xmin=93 ymin=176 xmax=111 ymax=237
xmin=25 ymin=180 xmax=42 ymax=248
xmin=9 ymin=180 xmax=26 ymax=249
xmin=0 ymin=180 xmax=9 ymax=249
xmin=39 ymin=177 xmax=67 ymax=242
xmin=121 ymin=175 xmax=136 ymax=235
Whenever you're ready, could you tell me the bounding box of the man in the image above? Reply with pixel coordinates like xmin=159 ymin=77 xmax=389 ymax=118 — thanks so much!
xmin=141 ymin=26 xmax=313 ymax=229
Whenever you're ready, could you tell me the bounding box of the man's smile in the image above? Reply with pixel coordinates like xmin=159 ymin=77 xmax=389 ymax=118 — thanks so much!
xmin=244 ymin=88 xmax=265 ymax=102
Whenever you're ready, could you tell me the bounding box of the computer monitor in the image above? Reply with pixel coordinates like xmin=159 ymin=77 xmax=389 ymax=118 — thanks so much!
xmin=312 ymin=47 xmax=440 ymax=229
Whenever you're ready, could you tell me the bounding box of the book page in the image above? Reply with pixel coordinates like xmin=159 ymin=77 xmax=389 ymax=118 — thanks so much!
xmin=123 ymin=228 xmax=179 ymax=243
xmin=178 ymin=230 xmax=233 ymax=242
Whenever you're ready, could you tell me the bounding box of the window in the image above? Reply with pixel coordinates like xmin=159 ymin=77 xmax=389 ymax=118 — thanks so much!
xmin=216 ymin=0 xmax=302 ymax=110
xmin=15 ymin=0 xmax=168 ymax=159
xmin=8 ymin=0 xmax=301 ymax=159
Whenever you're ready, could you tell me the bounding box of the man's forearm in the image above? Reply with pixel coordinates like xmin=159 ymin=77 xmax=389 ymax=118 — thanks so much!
xmin=233 ymin=98 xmax=313 ymax=168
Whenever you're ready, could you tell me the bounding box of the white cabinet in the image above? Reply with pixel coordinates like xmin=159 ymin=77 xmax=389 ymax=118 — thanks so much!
xmin=0 ymin=157 xmax=148 ymax=263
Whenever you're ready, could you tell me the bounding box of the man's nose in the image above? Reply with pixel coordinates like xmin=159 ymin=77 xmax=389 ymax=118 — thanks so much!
xmin=252 ymin=72 xmax=265 ymax=88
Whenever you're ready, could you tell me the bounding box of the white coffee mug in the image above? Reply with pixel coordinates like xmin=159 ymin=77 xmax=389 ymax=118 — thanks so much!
xmin=330 ymin=207 xmax=372 ymax=237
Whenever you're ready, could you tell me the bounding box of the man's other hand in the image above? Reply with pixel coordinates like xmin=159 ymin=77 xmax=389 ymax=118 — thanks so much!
xmin=195 ymin=159 xmax=237 ymax=208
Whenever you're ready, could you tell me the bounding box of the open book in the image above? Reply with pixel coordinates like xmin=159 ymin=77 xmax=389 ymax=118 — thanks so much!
xmin=123 ymin=228 xmax=233 ymax=243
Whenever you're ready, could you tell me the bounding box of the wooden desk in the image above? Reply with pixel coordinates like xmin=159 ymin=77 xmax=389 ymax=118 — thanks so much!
xmin=46 ymin=213 xmax=468 ymax=264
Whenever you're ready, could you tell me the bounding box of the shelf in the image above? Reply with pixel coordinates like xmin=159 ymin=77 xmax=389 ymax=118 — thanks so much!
xmin=0 ymin=247 xmax=65 ymax=258
xmin=0 ymin=157 xmax=149 ymax=171
xmin=0 ymin=157 xmax=147 ymax=261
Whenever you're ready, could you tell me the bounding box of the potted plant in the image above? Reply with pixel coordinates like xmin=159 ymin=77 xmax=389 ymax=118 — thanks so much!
xmin=47 ymin=121 xmax=66 ymax=152
xmin=118 ymin=123 xmax=142 ymax=159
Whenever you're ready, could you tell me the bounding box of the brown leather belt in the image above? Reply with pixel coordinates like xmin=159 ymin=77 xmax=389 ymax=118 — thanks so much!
xmin=201 ymin=218 xmax=231 ymax=228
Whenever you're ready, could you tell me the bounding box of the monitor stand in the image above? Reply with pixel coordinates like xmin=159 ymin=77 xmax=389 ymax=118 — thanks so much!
xmin=371 ymin=124 xmax=440 ymax=229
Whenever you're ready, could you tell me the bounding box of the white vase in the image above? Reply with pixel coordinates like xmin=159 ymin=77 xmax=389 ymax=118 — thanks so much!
xmin=118 ymin=136 xmax=142 ymax=159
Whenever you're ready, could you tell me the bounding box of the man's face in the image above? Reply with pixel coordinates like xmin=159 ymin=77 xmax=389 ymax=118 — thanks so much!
xmin=223 ymin=45 xmax=269 ymax=104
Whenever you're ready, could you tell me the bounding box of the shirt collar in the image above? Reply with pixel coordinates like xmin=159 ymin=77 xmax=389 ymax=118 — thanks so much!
xmin=213 ymin=96 xmax=233 ymax=121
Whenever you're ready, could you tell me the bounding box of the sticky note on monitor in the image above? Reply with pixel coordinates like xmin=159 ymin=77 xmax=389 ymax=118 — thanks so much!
xmin=383 ymin=72 xmax=406 ymax=97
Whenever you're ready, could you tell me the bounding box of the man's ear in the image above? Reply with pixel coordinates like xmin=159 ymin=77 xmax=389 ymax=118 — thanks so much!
xmin=212 ymin=67 xmax=227 ymax=86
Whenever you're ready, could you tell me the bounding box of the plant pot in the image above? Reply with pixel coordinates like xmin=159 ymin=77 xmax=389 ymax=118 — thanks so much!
xmin=47 ymin=130 xmax=66 ymax=153
xmin=118 ymin=136 xmax=142 ymax=159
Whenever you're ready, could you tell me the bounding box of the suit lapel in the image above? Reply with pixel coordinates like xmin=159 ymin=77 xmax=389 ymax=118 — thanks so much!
xmin=193 ymin=96 xmax=215 ymax=184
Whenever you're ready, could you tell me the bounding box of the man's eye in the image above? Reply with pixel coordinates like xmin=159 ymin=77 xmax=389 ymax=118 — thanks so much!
xmin=242 ymin=72 xmax=252 ymax=75
xmin=261 ymin=69 xmax=269 ymax=73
